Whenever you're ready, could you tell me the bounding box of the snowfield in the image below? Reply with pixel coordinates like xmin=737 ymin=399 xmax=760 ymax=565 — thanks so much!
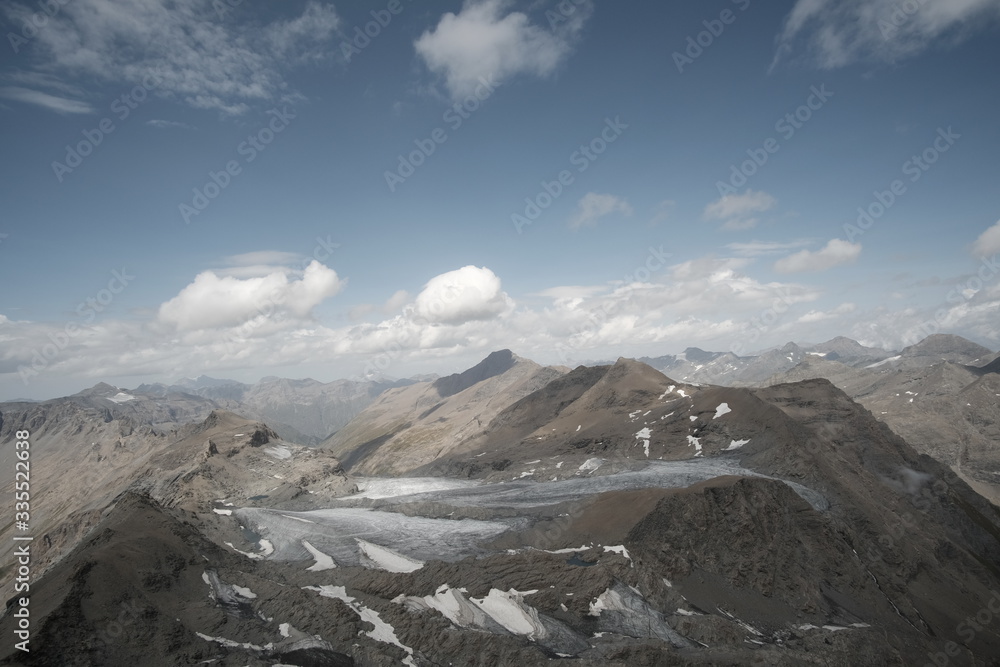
xmin=224 ymin=460 xmax=827 ymax=569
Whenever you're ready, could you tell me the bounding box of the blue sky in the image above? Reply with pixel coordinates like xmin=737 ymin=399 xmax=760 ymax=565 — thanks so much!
xmin=1 ymin=0 xmax=999 ymax=399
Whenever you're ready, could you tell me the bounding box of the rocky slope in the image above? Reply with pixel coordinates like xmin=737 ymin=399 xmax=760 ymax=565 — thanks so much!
xmin=322 ymin=350 xmax=567 ymax=475
xmin=765 ymin=336 xmax=1000 ymax=503
xmin=0 ymin=405 xmax=354 ymax=596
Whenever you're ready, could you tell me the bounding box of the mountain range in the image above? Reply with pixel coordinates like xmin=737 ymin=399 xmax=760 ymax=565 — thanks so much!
xmin=1 ymin=334 xmax=998 ymax=665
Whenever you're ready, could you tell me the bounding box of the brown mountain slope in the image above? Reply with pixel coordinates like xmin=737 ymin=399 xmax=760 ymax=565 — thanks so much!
xmin=321 ymin=350 xmax=567 ymax=475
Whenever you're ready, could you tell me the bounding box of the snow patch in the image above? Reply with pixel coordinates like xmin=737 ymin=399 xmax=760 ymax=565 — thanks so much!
xmin=232 ymin=585 xmax=256 ymax=599
xmin=471 ymin=589 xmax=548 ymax=639
xmin=724 ymin=439 xmax=750 ymax=451
xmin=213 ymin=508 xmax=232 ymax=516
xmin=302 ymin=540 xmax=337 ymax=571
xmin=264 ymin=445 xmax=292 ymax=460
xmin=305 ymin=585 xmax=416 ymax=665
xmin=603 ymin=545 xmax=631 ymax=561
xmin=106 ymin=392 xmax=135 ymax=403
xmin=578 ymin=458 xmax=603 ymax=473
xmin=357 ymin=539 xmax=424 ymax=573
xmin=195 ymin=632 xmax=270 ymax=652
xmin=634 ymin=428 xmax=652 ymax=458
xmin=866 ymin=355 xmax=901 ymax=369
xmin=713 ymin=402 xmax=731 ymax=419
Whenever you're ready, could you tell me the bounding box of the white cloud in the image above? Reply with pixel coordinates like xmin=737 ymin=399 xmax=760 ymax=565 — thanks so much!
xmin=414 ymin=0 xmax=592 ymax=101
xmin=0 ymin=86 xmax=95 ymax=114
xmin=568 ymin=193 xmax=632 ymax=230
xmin=772 ymin=0 xmax=1000 ymax=69
xmin=773 ymin=239 xmax=862 ymax=273
xmin=797 ymin=302 xmax=857 ymax=323
xmin=384 ymin=290 xmax=410 ymax=313
xmin=8 ymin=254 xmax=999 ymax=399
xmin=158 ymin=261 xmax=342 ymax=331
xmin=146 ymin=119 xmax=193 ymax=130
xmin=412 ymin=265 xmax=512 ymax=325
xmin=648 ymin=199 xmax=675 ymax=226
xmin=703 ymin=190 xmax=776 ymax=231
xmin=1 ymin=0 xmax=340 ymax=116
xmin=973 ymin=219 xmax=1000 ymax=258
xmin=727 ymin=239 xmax=813 ymax=257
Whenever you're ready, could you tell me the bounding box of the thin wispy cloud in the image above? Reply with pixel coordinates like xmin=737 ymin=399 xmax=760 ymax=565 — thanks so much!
xmin=726 ymin=239 xmax=813 ymax=257
xmin=0 ymin=86 xmax=94 ymax=114
xmin=568 ymin=193 xmax=632 ymax=230
xmin=146 ymin=119 xmax=193 ymax=130
xmin=773 ymin=239 xmax=862 ymax=273
xmin=772 ymin=0 xmax=1000 ymax=70
xmin=704 ymin=189 xmax=776 ymax=231
xmin=1 ymin=0 xmax=341 ymax=116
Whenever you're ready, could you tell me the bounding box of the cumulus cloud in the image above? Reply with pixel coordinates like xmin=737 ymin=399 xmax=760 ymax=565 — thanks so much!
xmin=774 ymin=239 xmax=862 ymax=273
xmin=772 ymin=0 xmax=1000 ymax=70
xmin=158 ymin=261 xmax=342 ymax=331
xmin=973 ymin=219 xmax=1000 ymax=258
xmin=1 ymin=0 xmax=340 ymax=116
xmin=8 ymin=253 xmax=1000 ymax=399
xmin=412 ymin=265 xmax=512 ymax=325
xmin=414 ymin=0 xmax=592 ymax=100
xmin=568 ymin=193 xmax=632 ymax=230
xmin=703 ymin=190 xmax=777 ymax=231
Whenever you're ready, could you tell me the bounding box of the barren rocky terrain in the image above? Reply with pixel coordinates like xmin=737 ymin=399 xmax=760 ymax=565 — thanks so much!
xmin=1 ymin=336 xmax=998 ymax=666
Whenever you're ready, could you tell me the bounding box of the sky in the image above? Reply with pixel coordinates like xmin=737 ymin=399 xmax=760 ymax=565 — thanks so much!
xmin=1 ymin=0 xmax=999 ymax=400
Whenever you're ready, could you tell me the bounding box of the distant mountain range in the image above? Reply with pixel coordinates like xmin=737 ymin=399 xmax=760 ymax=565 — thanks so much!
xmin=1 ymin=334 xmax=998 ymax=665
xmin=135 ymin=373 xmax=425 ymax=445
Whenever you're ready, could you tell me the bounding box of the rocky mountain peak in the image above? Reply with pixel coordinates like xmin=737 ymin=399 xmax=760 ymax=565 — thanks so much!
xmin=900 ymin=333 xmax=993 ymax=362
xmin=432 ymin=349 xmax=520 ymax=398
